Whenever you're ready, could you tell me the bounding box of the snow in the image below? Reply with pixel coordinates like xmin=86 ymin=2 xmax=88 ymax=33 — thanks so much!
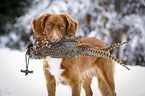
xmin=0 ymin=48 xmax=145 ymax=96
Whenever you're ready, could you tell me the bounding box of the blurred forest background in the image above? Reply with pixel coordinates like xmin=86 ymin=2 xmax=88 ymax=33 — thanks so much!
xmin=0 ymin=0 xmax=145 ymax=66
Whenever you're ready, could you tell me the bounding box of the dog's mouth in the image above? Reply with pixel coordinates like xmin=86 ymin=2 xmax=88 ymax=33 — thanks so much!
xmin=46 ymin=34 xmax=63 ymax=43
xmin=48 ymin=35 xmax=66 ymax=44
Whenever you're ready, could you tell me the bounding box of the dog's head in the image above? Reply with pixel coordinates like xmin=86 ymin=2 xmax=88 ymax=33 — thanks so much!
xmin=32 ymin=13 xmax=78 ymax=42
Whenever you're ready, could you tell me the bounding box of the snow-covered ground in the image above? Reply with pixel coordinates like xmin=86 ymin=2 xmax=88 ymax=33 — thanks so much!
xmin=0 ymin=48 xmax=145 ymax=96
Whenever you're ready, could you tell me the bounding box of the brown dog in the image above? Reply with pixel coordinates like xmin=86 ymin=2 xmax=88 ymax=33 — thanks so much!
xmin=32 ymin=13 xmax=116 ymax=96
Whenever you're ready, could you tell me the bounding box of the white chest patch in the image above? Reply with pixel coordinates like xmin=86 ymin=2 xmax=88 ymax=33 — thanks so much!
xmin=46 ymin=57 xmax=65 ymax=83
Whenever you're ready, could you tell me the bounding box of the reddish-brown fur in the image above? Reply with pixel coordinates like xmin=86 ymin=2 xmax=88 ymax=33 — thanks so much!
xmin=32 ymin=13 xmax=116 ymax=96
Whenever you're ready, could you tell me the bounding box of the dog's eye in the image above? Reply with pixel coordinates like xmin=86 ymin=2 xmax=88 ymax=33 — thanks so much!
xmin=60 ymin=26 xmax=64 ymax=29
xmin=47 ymin=25 xmax=51 ymax=28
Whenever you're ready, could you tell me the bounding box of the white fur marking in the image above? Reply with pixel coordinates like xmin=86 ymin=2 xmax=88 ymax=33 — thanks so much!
xmin=46 ymin=57 xmax=64 ymax=83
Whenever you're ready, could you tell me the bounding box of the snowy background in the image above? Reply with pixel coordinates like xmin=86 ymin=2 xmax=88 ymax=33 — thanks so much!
xmin=0 ymin=0 xmax=145 ymax=66
xmin=0 ymin=0 xmax=145 ymax=96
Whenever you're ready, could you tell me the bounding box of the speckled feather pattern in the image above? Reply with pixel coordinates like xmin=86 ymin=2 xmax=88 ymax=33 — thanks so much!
xmin=26 ymin=33 xmax=130 ymax=70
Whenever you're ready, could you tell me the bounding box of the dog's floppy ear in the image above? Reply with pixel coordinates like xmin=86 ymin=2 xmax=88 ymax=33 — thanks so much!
xmin=32 ymin=13 xmax=51 ymax=35
xmin=60 ymin=13 xmax=78 ymax=35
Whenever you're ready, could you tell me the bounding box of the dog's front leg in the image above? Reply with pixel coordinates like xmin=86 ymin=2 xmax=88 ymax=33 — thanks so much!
xmin=43 ymin=59 xmax=56 ymax=96
xmin=71 ymin=81 xmax=81 ymax=96
xmin=62 ymin=70 xmax=81 ymax=96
